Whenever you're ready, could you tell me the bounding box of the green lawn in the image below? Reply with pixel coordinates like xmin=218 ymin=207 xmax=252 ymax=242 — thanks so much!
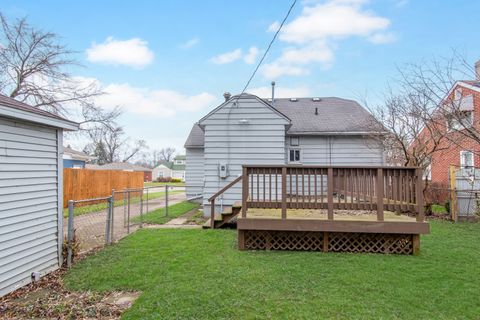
xmin=144 ymin=181 xmax=185 ymax=187
xmin=64 ymin=221 xmax=480 ymax=319
xmin=64 ymin=190 xmax=184 ymax=217
xmin=131 ymin=201 xmax=199 ymax=224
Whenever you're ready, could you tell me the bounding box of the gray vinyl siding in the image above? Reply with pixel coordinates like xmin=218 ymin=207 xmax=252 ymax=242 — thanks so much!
xmin=0 ymin=117 xmax=60 ymax=296
xmin=185 ymin=148 xmax=204 ymax=199
xmin=287 ymin=136 xmax=384 ymax=166
xmin=201 ymin=98 xmax=289 ymax=212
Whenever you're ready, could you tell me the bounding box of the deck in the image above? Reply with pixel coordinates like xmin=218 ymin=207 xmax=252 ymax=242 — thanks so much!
xmin=209 ymin=165 xmax=430 ymax=255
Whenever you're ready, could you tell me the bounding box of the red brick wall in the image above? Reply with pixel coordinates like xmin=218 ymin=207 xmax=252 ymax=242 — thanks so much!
xmin=429 ymin=84 xmax=480 ymax=187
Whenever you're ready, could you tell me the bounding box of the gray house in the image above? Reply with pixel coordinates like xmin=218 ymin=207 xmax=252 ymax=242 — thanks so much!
xmin=184 ymin=93 xmax=384 ymax=214
xmin=0 ymin=94 xmax=78 ymax=296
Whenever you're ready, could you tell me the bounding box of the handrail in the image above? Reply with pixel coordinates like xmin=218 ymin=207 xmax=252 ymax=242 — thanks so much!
xmin=242 ymin=164 xmax=420 ymax=170
xmin=208 ymin=175 xmax=243 ymax=228
xmin=208 ymin=175 xmax=243 ymax=202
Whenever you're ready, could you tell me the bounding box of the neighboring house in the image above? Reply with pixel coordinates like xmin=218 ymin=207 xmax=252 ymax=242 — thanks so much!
xmin=0 ymin=94 xmax=79 ymax=296
xmin=420 ymin=60 xmax=480 ymax=188
xmin=62 ymin=145 xmax=96 ymax=168
xmin=184 ymin=93 xmax=384 ymax=212
xmin=172 ymin=155 xmax=186 ymax=181
xmin=152 ymin=161 xmax=173 ymax=180
xmin=95 ymin=162 xmax=153 ymax=182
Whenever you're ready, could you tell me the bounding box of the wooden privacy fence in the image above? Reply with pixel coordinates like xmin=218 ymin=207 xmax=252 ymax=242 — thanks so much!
xmin=63 ymin=168 xmax=143 ymax=207
xmin=240 ymin=165 xmax=424 ymax=222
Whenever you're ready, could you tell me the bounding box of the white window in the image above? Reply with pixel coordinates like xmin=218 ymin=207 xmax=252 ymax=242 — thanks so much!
xmin=288 ymin=148 xmax=301 ymax=163
xmin=454 ymin=87 xmax=462 ymax=100
xmin=290 ymin=136 xmax=299 ymax=146
xmin=447 ymin=111 xmax=473 ymax=131
xmin=423 ymin=163 xmax=432 ymax=181
xmin=460 ymin=151 xmax=474 ymax=168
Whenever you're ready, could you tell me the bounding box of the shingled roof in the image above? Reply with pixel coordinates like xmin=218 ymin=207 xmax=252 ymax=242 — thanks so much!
xmin=184 ymin=95 xmax=379 ymax=148
xmin=0 ymin=93 xmax=79 ymax=129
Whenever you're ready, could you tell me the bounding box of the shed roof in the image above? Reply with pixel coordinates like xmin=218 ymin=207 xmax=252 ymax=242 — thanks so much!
xmin=0 ymin=94 xmax=79 ymax=130
xmin=184 ymin=95 xmax=379 ymax=148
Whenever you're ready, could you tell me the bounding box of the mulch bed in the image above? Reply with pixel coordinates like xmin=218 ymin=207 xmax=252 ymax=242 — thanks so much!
xmin=0 ymin=250 xmax=139 ymax=320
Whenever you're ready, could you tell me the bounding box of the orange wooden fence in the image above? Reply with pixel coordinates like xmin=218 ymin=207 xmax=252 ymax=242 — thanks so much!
xmin=63 ymin=168 xmax=144 ymax=207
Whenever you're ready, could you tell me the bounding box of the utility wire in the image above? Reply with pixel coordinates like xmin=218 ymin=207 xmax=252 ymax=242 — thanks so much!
xmin=241 ymin=0 xmax=297 ymax=93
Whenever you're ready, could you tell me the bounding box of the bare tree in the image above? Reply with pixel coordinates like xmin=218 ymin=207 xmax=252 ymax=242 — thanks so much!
xmin=0 ymin=14 xmax=119 ymax=129
xmin=158 ymin=147 xmax=176 ymax=162
xmin=84 ymin=125 xmax=147 ymax=164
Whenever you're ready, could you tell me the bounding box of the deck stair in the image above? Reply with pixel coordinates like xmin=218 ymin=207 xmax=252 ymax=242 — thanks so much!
xmin=203 ymin=201 xmax=242 ymax=229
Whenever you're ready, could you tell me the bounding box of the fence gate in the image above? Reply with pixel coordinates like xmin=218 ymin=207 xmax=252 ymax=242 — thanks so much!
xmin=451 ymin=166 xmax=480 ymax=221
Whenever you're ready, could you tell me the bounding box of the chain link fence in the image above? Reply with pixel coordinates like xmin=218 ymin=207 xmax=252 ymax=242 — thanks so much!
xmin=64 ymin=186 xmax=186 ymax=267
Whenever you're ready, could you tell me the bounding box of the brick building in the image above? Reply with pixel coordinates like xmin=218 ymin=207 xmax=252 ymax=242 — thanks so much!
xmin=424 ymin=61 xmax=480 ymax=189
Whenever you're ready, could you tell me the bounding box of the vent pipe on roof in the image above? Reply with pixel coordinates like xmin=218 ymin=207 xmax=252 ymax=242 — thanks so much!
xmin=223 ymin=92 xmax=231 ymax=101
xmin=475 ymin=60 xmax=480 ymax=81
xmin=271 ymin=81 xmax=275 ymax=104
xmin=315 ymin=107 xmax=318 ymax=115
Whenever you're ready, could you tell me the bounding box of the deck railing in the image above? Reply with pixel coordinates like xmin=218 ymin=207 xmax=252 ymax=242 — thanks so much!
xmin=241 ymin=165 xmax=424 ymax=222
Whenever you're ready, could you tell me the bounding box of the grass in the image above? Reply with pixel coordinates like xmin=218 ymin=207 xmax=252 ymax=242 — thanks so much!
xmin=64 ymin=221 xmax=480 ymax=319
xmin=131 ymin=201 xmax=199 ymax=224
xmin=64 ymin=190 xmax=184 ymax=217
xmin=432 ymin=204 xmax=448 ymax=214
xmin=144 ymin=181 xmax=185 ymax=187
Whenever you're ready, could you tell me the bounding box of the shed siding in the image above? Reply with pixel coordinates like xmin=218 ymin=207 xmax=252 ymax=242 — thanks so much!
xmin=201 ymin=98 xmax=289 ymax=212
xmin=0 ymin=117 xmax=59 ymax=296
xmin=185 ymin=148 xmax=204 ymax=199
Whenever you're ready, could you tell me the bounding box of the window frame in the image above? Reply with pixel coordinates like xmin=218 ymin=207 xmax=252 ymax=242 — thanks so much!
xmin=460 ymin=150 xmax=474 ymax=168
xmin=290 ymin=136 xmax=299 ymax=146
xmin=288 ymin=148 xmax=302 ymax=164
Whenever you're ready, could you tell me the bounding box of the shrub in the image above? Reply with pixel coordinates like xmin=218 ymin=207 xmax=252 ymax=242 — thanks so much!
xmin=171 ymin=178 xmax=182 ymax=183
xmin=156 ymin=177 xmax=173 ymax=182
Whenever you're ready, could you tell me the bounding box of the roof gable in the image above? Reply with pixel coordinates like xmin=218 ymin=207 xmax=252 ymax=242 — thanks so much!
xmin=198 ymin=93 xmax=291 ymax=126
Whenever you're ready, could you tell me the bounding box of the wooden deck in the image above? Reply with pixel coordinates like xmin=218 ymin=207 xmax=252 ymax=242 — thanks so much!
xmin=208 ymin=165 xmax=430 ymax=255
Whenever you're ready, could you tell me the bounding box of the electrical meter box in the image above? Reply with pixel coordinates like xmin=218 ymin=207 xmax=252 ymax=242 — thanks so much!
xmin=218 ymin=162 xmax=228 ymax=178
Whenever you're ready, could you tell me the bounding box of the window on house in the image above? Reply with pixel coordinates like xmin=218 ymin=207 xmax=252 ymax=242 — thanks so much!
xmin=290 ymin=136 xmax=299 ymax=146
xmin=447 ymin=111 xmax=473 ymax=131
xmin=454 ymin=88 xmax=462 ymax=100
xmin=289 ymin=148 xmax=301 ymax=163
xmin=460 ymin=151 xmax=474 ymax=168
xmin=423 ymin=163 xmax=432 ymax=181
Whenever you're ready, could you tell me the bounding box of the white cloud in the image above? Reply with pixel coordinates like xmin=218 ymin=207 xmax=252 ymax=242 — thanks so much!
xmin=248 ymin=86 xmax=312 ymax=99
xmin=210 ymin=48 xmax=243 ymax=64
xmin=368 ymin=32 xmax=396 ymax=44
xmin=243 ymin=47 xmax=259 ymax=65
xmin=95 ymin=83 xmax=216 ymax=117
xmin=261 ymin=63 xmax=309 ymax=79
xmin=86 ymin=37 xmax=154 ymax=68
xmin=263 ymin=0 xmax=393 ymax=79
xmin=181 ymin=38 xmax=200 ymax=49
xmin=279 ymin=1 xmax=390 ymax=44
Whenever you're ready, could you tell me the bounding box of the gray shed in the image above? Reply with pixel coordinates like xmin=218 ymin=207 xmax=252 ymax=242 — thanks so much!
xmin=0 ymin=94 xmax=78 ymax=296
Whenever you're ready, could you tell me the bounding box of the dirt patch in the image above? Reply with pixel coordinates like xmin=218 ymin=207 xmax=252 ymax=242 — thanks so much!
xmin=183 ymin=208 xmax=207 ymax=225
xmin=0 ymin=267 xmax=140 ymax=320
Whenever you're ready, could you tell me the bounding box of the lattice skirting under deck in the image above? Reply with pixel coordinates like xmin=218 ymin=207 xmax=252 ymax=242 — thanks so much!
xmin=240 ymin=230 xmax=417 ymax=255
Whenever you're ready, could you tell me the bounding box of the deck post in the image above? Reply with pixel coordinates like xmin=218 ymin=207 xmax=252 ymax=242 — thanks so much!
xmin=416 ymin=168 xmax=424 ymax=222
xmin=327 ymin=168 xmax=334 ymax=220
xmin=323 ymin=232 xmax=329 ymax=252
xmin=376 ymin=168 xmax=384 ymax=221
xmin=242 ymin=167 xmax=248 ymax=218
xmin=281 ymin=167 xmax=287 ymax=219
xmin=412 ymin=234 xmax=420 ymax=255
xmin=210 ymin=199 xmax=215 ymax=229
xmin=238 ymin=230 xmax=245 ymax=250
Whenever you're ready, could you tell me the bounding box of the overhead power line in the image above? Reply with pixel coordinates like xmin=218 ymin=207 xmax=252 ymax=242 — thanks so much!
xmin=241 ymin=0 xmax=298 ymax=94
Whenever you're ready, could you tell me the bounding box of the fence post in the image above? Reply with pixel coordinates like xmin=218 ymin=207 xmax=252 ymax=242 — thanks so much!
xmin=67 ymin=200 xmax=74 ymax=268
xmin=449 ymin=165 xmax=457 ymax=221
xmin=127 ymin=190 xmax=131 ymax=234
xmin=140 ymin=189 xmax=144 ymax=228
xmin=105 ymin=196 xmax=112 ymax=245
xmin=377 ymin=168 xmax=384 ymax=221
xmin=110 ymin=189 xmax=115 ymax=242
xmin=165 ymin=185 xmax=169 ymax=217
xmin=281 ymin=167 xmax=287 ymax=219
xmin=327 ymin=168 xmax=334 ymax=220
xmin=416 ymin=168 xmax=425 ymax=222
xmin=146 ymin=187 xmax=149 ymax=214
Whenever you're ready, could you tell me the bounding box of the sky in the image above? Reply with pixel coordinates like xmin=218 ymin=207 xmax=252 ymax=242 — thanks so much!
xmin=2 ymin=0 xmax=480 ymax=154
